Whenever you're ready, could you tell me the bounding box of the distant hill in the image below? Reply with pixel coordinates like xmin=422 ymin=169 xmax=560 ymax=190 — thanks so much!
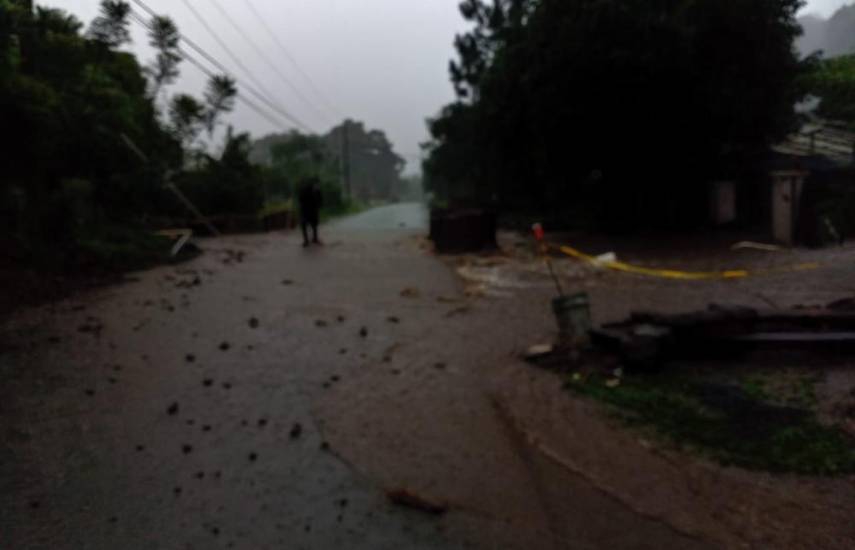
xmin=798 ymin=4 xmax=855 ymax=58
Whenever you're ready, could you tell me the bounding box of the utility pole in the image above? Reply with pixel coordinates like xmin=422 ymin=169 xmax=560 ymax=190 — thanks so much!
xmin=119 ymin=133 xmax=220 ymax=237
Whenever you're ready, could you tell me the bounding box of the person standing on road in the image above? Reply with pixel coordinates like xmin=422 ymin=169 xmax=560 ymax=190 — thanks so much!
xmin=298 ymin=177 xmax=323 ymax=247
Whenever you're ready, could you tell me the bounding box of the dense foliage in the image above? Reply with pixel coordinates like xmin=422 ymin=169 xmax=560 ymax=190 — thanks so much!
xmin=804 ymin=54 xmax=855 ymax=121
xmin=424 ymin=0 xmax=811 ymax=230
xmin=0 ymin=0 xmax=266 ymax=270
xmin=251 ymin=120 xmax=406 ymax=204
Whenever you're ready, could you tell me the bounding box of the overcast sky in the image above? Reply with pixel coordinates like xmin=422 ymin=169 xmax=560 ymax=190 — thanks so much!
xmin=39 ymin=1 xmax=854 ymax=173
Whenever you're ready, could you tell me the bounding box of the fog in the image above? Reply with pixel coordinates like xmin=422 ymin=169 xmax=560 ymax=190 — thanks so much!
xmin=43 ymin=0 xmax=469 ymax=173
xmin=40 ymin=0 xmax=849 ymax=173
xmin=804 ymin=0 xmax=852 ymax=17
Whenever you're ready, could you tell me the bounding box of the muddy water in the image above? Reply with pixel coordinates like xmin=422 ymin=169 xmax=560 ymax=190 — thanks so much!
xmin=0 ymin=205 xmax=463 ymax=549
xmin=5 ymin=203 xmax=850 ymax=549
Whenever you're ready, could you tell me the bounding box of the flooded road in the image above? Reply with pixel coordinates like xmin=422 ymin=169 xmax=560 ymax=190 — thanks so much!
xmin=1 ymin=202 xmax=786 ymax=549
xmin=0 ymin=203 xmax=465 ymax=549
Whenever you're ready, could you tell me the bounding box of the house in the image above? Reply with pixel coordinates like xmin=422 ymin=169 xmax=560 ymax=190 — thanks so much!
xmin=710 ymin=119 xmax=855 ymax=246
xmin=767 ymin=119 xmax=855 ymax=245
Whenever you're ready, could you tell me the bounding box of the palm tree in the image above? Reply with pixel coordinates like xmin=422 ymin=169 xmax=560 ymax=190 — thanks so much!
xmin=87 ymin=0 xmax=131 ymax=49
xmin=203 ymin=75 xmax=237 ymax=137
xmin=146 ymin=15 xmax=182 ymax=98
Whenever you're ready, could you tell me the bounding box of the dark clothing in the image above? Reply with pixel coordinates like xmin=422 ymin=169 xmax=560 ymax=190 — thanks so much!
xmin=298 ymin=185 xmax=322 ymax=217
xmin=298 ymin=185 xmax=322 ymax=244
xmin=301 ymin=217 xmax=319 ymax=245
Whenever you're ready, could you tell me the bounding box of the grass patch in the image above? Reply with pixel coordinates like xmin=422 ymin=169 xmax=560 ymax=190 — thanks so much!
xmin=566 ymin=372 xmax=855 ymax=476
xmin=74 ymin=227 xmax=176 ymax=272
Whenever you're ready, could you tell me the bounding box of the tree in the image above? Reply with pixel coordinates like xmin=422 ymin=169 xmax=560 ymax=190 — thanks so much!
xmin=203 ymin=74 xmax=237 ymax=137
xmin=87 ymin=0 xmax=130 ymax=49
xmin=425 ymin=0 xmax=811 ymax=229
xmin=804 ymin=54 xmax=855 ymax=122
xmin=169 ymin=93 xmax=205 ymax=149
xmin=146 ymin=15 xmax=181 ymax=98
xmin=1 ymin=1 xmax=178 ymax=251
xmin=325 ymin=120 xmax=405 ymax=201
xmin=250 ymin=121 xmax=406 ymax=203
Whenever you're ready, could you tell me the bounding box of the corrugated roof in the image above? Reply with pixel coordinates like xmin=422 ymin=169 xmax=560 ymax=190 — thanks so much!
xmin=772 ymin=120 xmax=855 ymax=168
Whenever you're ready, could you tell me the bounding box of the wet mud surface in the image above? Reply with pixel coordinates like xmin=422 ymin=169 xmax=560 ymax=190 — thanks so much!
xmin=3 ymin=203 xmax=855 ymax=549
xmin=1 ymin=205 xmax=466 ymax=549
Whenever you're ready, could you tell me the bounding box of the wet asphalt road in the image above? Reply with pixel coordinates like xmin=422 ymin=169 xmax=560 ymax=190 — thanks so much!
xmin=1 ymin=202 xmax=733 ymax=550
xmin=0 ymin=203 xmax=472 ymax=550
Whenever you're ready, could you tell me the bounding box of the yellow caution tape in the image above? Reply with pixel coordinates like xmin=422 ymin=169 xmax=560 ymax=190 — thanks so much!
xmin=556 ymin=245 xmax=820 ymax=281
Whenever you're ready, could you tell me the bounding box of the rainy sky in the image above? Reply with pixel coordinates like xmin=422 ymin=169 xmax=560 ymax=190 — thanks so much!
xmin=38 ymin=1 xmax=854 ymax=173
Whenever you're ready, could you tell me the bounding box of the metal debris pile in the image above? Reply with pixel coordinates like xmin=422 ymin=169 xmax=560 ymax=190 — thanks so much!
xmin=592 ymin=300 xmax=855 ymax=369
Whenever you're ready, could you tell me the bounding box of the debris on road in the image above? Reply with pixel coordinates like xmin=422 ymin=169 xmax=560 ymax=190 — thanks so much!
xmin=175 ymin=275 xmax=202 ymax=289
xmin=400 ymin=287 xmax=421 ymax=299
xmin=248 ymin=317 xmax=260 ymax=329
xmin=445 ymin=306 xmax=471 ymax=318
xmin=387 ymin=316 xmax=400 ymax=324
xmin=315 ymin=320 xmax=328 ymax=328
xmin=429 ymin=208 xmax=497 ymax=254
xmin=731 ymin=241 xmax=783 ymax=252
xmin=525 ymin=344 xmax=554 ymax=361
xmin=77 ymin=318 xmax=104 ymax=336
xmin=591 ymin=301 xmax=855 ymax=369
xmin=218 ymin=342 xmax=231 ymax=351
xmin=167 ymin=402 xmax=179 ymax=416
xmin=359 ymin=327 xmax=368 ymax=338
xmin=386 ymin=489 xmax=448 ymax=516
xmin=290 ymin=423 xmax=303 ymax=439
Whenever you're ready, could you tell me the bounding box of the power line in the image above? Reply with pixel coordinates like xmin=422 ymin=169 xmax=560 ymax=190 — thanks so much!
xmin=128 ymin=9 xmax=300 ymax=134
xmin=242 ymin=0 xmax=345 ymax=121
xmin=128 ymin=0 xmax=313 ymax=132
xmin=177 ymin=0 xmax=311 ymax=131
xmin=207 ymin=0 xmax=333 ymax=127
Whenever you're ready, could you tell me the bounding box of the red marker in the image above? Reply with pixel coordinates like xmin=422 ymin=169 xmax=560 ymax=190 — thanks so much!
xmin=532 ymin=223 xmax=545 ymax=242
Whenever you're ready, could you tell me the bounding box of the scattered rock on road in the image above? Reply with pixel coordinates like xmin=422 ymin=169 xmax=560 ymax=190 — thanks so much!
xmin=386 ymin=489 xmax=448 ymax=515
xmin=400 ymin=288 xmax=421 ymax=299
xmin=290 ymin=423 xmax=303 ymax=440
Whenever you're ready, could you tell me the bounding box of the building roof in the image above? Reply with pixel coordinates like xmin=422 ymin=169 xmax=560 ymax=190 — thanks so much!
xmin=772 ymin=119 xmax=855 ymax=169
